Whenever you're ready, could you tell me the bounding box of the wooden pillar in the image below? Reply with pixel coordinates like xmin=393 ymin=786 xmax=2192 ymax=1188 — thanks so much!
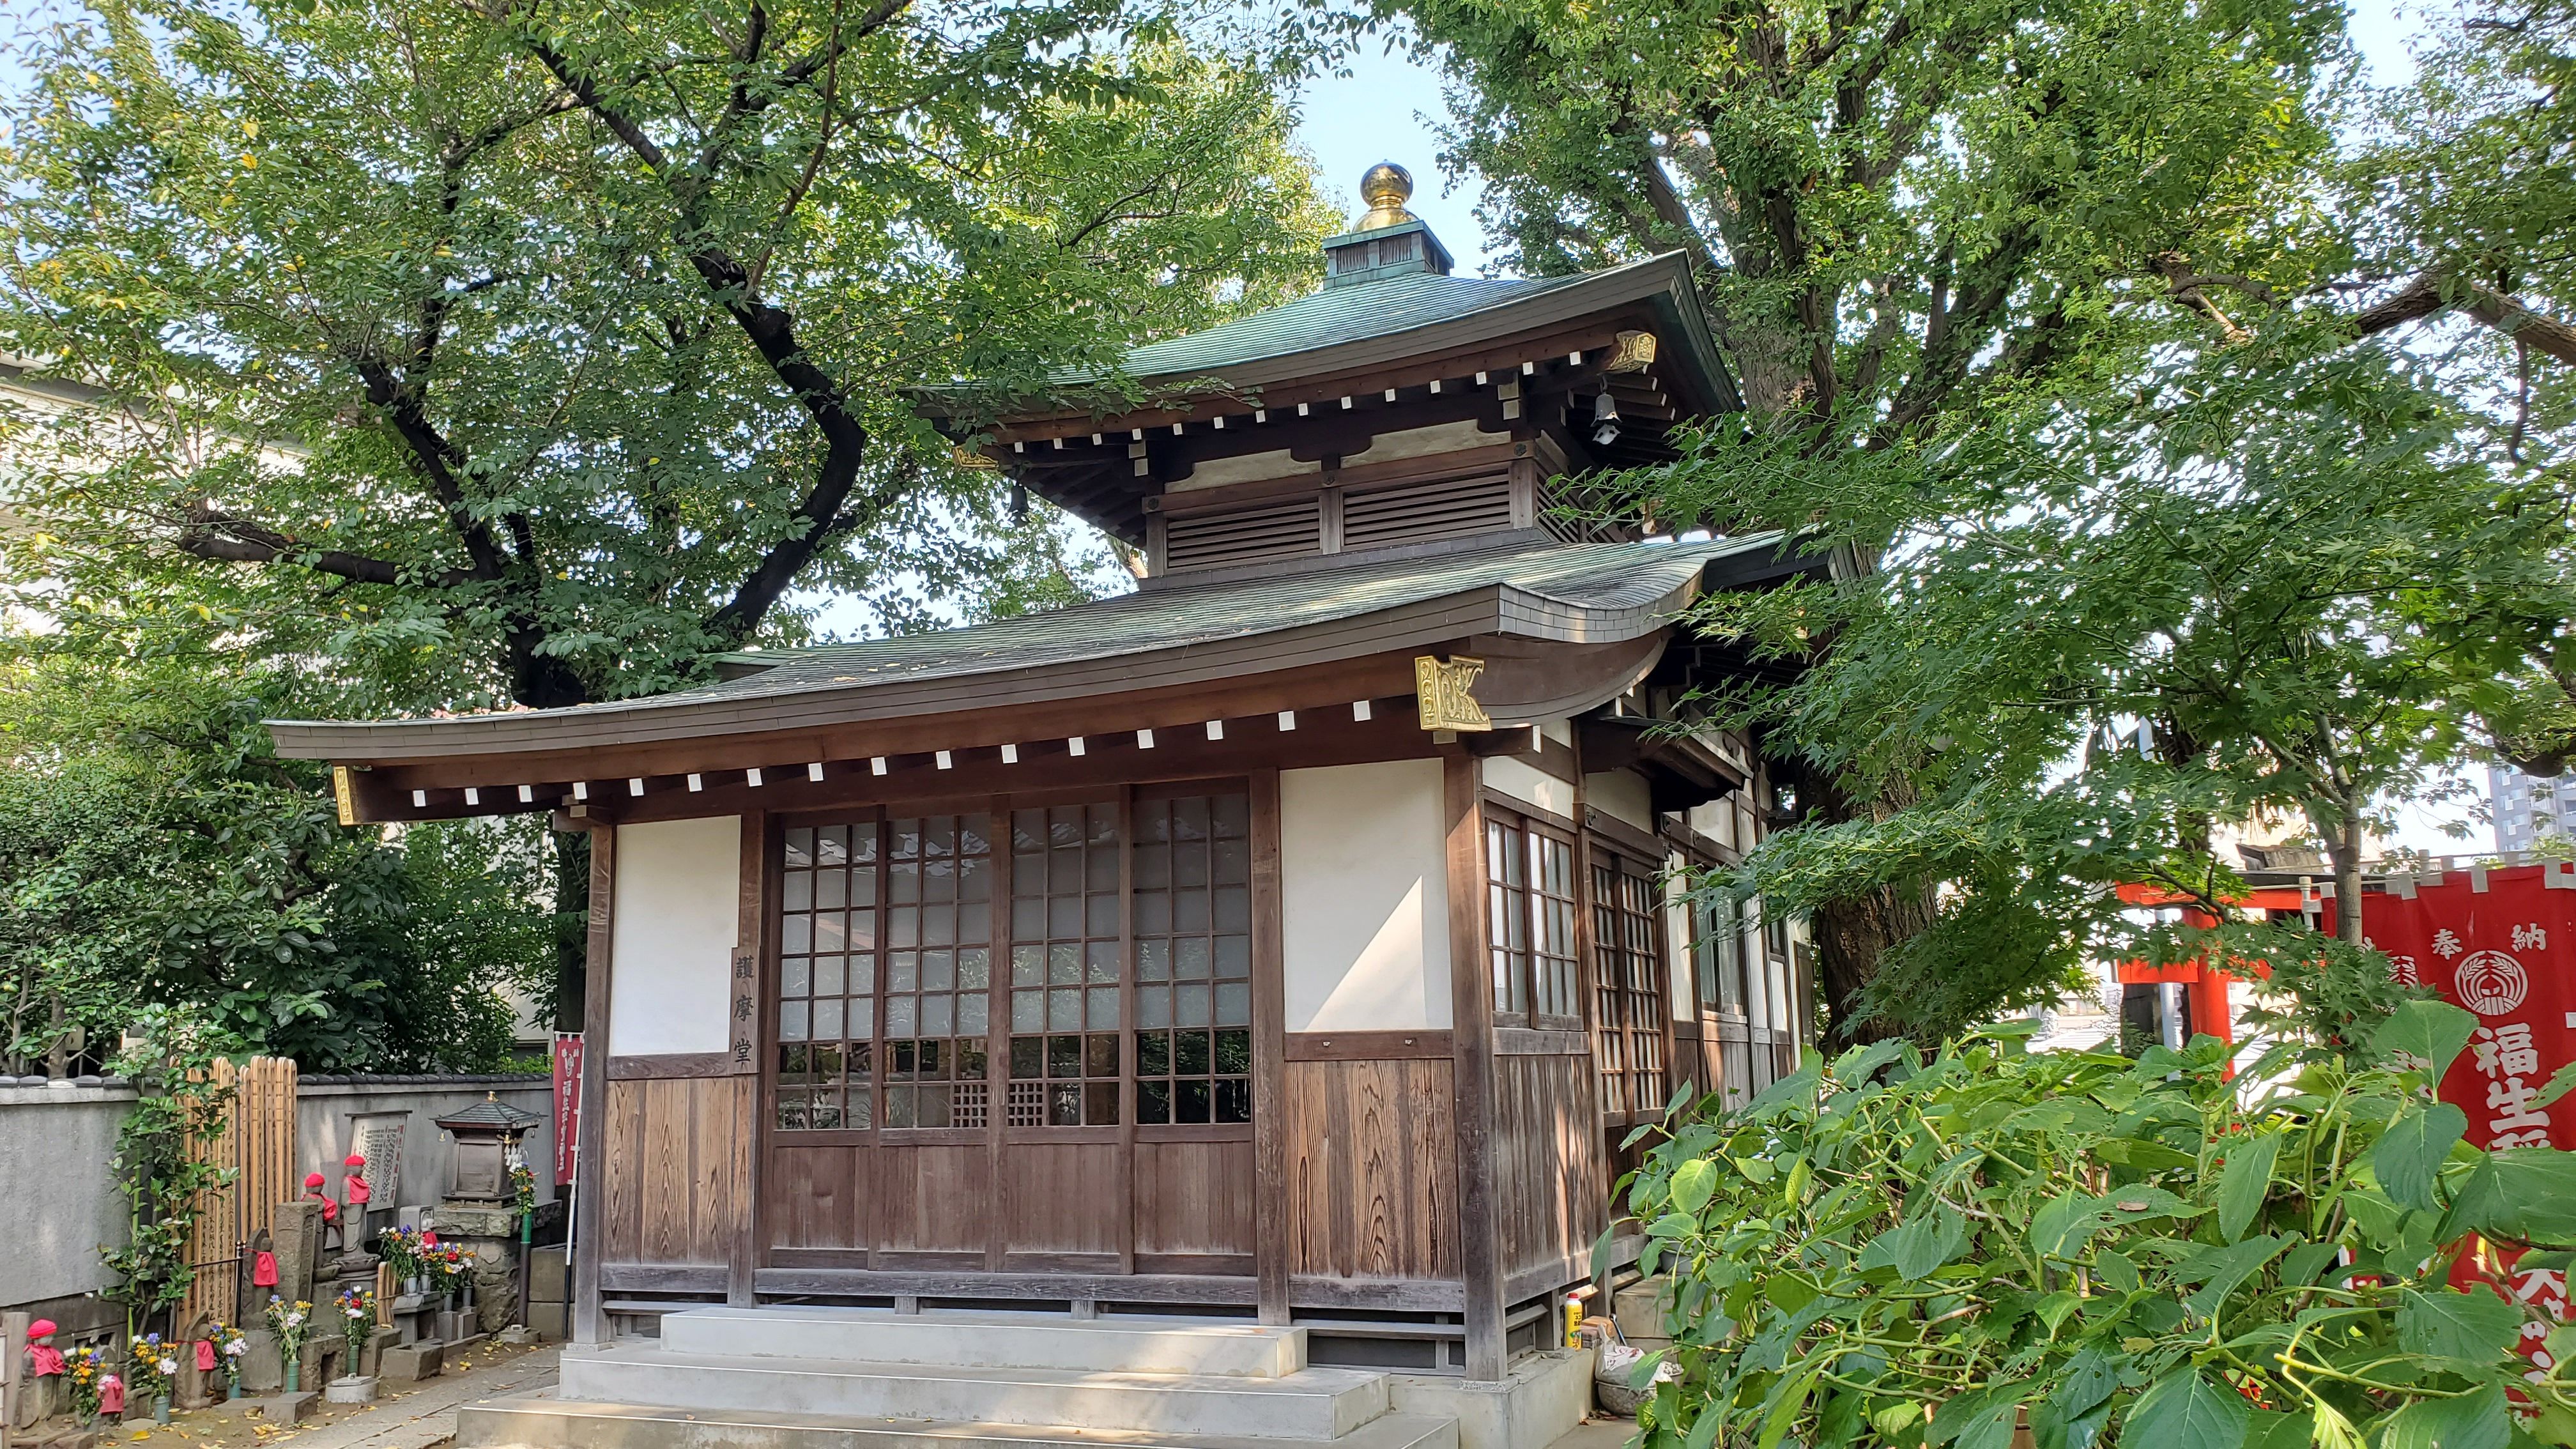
xmin=570 ymin=817 xmax=616 ymax=1346
xmin=1442 ymin=753 xmax=1506 ymax=1379
xmin=1250 ymin=770 xmax=1291 ymax=1326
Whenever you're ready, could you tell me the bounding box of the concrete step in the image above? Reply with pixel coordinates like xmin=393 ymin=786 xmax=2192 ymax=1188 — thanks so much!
xmin=657 ymin=1307 xmax=1307 ymax=1378
xmin=555 ymin=1346 xmax=1392 ymax=1440
xmin=456 ymin=1392 xmax=1459 ymax=1449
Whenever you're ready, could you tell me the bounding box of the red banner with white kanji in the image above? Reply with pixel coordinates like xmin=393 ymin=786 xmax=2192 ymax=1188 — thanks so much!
xmin=2361 ymin=862 xmax=2576 ymax=1378
xmin=551 ymin=1032 xmax=585 ymax=1186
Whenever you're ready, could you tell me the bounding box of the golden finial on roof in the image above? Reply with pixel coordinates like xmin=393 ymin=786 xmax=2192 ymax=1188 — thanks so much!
xmin=1355 ymin=162 xmax=1417 ymax=230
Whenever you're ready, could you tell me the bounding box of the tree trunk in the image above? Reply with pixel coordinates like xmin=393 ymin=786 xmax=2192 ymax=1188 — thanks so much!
xmin=2329 ymin=807 xmax=2366 ymax=946
xmin=1775 ymin=756 xmax=1939 ymax=1043
xmin=553 ymin=829 xmax=591 ymax=1032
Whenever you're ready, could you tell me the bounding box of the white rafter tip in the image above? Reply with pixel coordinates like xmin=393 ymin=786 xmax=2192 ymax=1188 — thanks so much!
xmin=687 ymin=772 xmax=704 ymax=792
xmin=1353 ymin=700 xmax=1374 ymax=721
xmin=572 ymin=781 xmax=588 ymax=801
xmin=1051 ymin=436 xmax=1064 ymax=450
xmin=1171 ymin=422 xmax=1185 ymax=435
xmin=1522 ymin=360 xmax=1537 ymax=374
xmin=1383 ymin=388 xmax=1397 ymax=402
xmin=935 ymin=750 xmax=953 ymax=770
xmin=807 ymin=762 xmax=825 ymax=781
xmin=1277 ymin=710 xmax=1297 ymax=731
xmin=1011 ymin=440 xmax=1025 ymax=452
xmin=1204 ymin=719 xmax=1224 ymax=740
xmin=1475 ymin=371 xmax=1489 ymax=384
xmin=413 ymin=790 xmax=428 ymax=808
xmin=871 ymin=756 xmax=889 ymax=776
xmin=518 ymin=784 xmax=535 ymax=802
xmin=1568 ymin=351 xmax=1583 ymax=364
xmin=1137 ymin=728 xmax=1156 ymax=749
xmin=628 ymin=778 xmax=645 ymax=796
xmin=1000 ymin=743 xmax=1020 ymax=764
xmin=1091 ymin=433 xmax=1103 ymax=444
xmin=1069 ymin=735 xmax=1088 ymax=756
xmin=1340 ymin=395 xmax=1353 ymax=409
xmin=1297 ymin=402 xmax=1310 ymax=416
xmin=1213 ymin=416 xmax=1225 ymax=429
xmin=1254 ymin=410 xmax=1268 ymax=423
xmin=463 ymin=787 xmax=480 ymax=805
xmin=747 ymin=767 xmax=764 ymax=787
xmin=1131 ymin=428 xmax=1144 ymax=440
xmin=1429 ymin=379 xmax=1443 ymax=394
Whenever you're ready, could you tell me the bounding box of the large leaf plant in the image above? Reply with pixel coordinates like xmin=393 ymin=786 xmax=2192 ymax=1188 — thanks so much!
xmin=1616 ymin=1002 xmax=2576 ymax=1448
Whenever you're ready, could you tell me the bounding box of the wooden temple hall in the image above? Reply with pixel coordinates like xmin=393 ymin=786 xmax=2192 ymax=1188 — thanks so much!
xmin=271 ymin=164 xmax=1827 ymax=1438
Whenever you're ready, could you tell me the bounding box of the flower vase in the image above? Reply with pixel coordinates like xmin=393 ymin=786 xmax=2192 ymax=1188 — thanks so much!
xmin=284 ymin=1360 xmax=300 ymax=1393
xmin=228 ymin=1381 xmax=242 ymax=1401
xmin=153 ymin=1395 xmax=171 ymax=1425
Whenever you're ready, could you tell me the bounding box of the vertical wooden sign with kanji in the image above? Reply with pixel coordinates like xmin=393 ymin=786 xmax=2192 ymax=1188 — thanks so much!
xmin=730 ymin=947 xmax=758 ymax=1074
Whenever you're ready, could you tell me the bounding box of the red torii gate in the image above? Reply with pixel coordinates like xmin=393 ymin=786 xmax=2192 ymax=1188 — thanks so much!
xmin=2110 ymin=882 xmax=2308 ymax=1045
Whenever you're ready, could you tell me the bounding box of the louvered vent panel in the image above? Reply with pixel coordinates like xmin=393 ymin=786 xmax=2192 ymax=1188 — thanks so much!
xmin=1165 ymin=496 xmax=1322 ymax=571
xmin=1341 ymin=472 xmax=1514 ymax=552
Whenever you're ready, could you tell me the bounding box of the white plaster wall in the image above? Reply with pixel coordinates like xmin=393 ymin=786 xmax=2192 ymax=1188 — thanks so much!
xmin=608 ymin=815 xmax=740 ymax=1055
xmin=1281 ymin=760 xmax=1453 ymax=1032
xmin=1584 ymin=769 xmax=1655 ymax=832
xmin=1483 ymin=753 xmax=1574 ymax=821
xmin=1665 ymin=851 xmax=1695 ymax=1020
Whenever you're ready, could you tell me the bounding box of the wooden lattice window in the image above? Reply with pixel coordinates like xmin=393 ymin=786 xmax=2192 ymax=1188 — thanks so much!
xmin=1008 ymin=802 xmax=1124 ymax=1126
xmin=1591 ymin=851 xmax=1669 ymax=1119
xmin=776 ymin=821 xmax=878 ymax=1130
xmin=1692 ymin=887 xmax=1745 ymax=1016
xmin=884 ymin=815 xmax=993 ymax=1128
xmin=1487 ymin=814 xmax=1579 ymax=1023
xmin=776 ymin=815 xmax=993 ymax=1131
xmin=1132 ymin=791 xmax=1253 ymax=1124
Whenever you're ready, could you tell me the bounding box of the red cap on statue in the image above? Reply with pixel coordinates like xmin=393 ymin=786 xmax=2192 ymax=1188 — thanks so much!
xmin=304 ymin=1172 xmax=326 ymax=1191
xmin=27 ymin=1320 xmax=64 ymax=1377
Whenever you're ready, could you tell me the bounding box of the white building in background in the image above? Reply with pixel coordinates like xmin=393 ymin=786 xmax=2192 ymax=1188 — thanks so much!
xmin=2488 ymin=762 xmax=2576 ymax=854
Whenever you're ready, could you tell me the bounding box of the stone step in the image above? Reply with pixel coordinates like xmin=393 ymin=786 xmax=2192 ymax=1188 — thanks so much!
xmin=456 ymin=1393 xmax=1459 ymax=1449
xmin=556 ymin=1346 xmax=1392 ymax=1440
xmin=657 ymin=1307 xmax=1307 ymax=1378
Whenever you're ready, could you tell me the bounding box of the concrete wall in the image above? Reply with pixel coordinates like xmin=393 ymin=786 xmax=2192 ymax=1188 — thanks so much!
xmin=608 ymin=815 xmax=740 ymax=1055
xmin=1280 ymin=758 xmax=1452 ymax=1033
xmin=1 ymin=1073 xmax=551 ymax=1318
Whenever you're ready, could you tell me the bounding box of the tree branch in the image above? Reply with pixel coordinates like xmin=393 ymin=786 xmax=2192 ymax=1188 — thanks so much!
xmin=2352 ymin=270 xmax=2576 ymax=366
xmin=176 ymin=504 xmax=471 ymax=588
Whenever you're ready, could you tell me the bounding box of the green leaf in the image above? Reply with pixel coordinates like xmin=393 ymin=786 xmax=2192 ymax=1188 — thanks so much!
xmin=2182 ymin=1235 xmax=2288 ymax=1322
xmin=2215 ymin=1129 xmax=2283 ymax=1241
xmin=2534 ymin=1061 xmax=2576 ymax=1112
xmin=2050 ymin=1347 xmax=2124 ymax=1418
xmin=2396 ymin=1285 xmax=2523 ymax=1363
xmin=1858 ymin=1206 xmax=1968 ymax=1279
xmin=2441 ymin=1148 xmax=2576 ymax=1242
xmin=2372 ymin=999 xmax=2479 ymax=1079
xmin=1670 ymin=1158 xmax=1719 ymax=1215
xmin=1753 ymin=1361 xmax=1824 ymax=1449
xmin=2244 ymin=1409 xmax=2311 ymax=1449
xmin=2379 ymin=1384 xmax=2512 ymax=1449
xmin=2375 ymin=1103 xmax=2469 ymax=1212
xmin=2123 ymin=1370 xmax=2249 ymax=1449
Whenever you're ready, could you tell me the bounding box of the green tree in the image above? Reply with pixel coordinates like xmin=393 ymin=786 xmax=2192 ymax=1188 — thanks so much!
xmin=0 ymin=648 xmax=548 ymax=1071
xmin=1395 ymin=0 xmax=2576 ymax=1032
xmin=0 ymin=0 xmax=1333 ymax=1023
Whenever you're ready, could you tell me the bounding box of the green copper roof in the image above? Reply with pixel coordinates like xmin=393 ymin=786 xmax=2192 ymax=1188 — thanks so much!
xmin=1070 ymin=266 xmax=1623 ymax=383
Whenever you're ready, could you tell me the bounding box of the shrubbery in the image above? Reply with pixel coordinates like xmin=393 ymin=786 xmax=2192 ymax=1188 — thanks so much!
xmin=1617 ymin=1002 xmax=2576 ymax=1448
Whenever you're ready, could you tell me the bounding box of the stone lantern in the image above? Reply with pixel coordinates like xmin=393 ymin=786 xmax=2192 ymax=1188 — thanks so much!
xmin=434 ymin=1094 xmax=542 ymax=1200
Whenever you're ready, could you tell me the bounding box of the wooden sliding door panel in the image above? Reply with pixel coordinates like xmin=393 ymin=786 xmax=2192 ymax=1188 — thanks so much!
xmin=602 ymin=1076 xmax=751 ymax=1268
xmin=1000 ymin=1141 xmax=1125 ymax=1257
xmin=864 ymin=1143 xmax=993 ymax=1257
xmin=1133 ymin=1139 xmax=1255 ymax=1266
xmin=765 ymin=1144 xmax=862 ymax=1250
